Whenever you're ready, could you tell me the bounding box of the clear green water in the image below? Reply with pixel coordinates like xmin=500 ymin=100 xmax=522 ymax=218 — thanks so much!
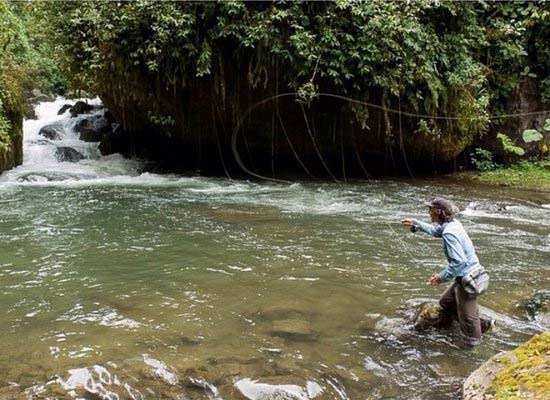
xmin=0 ymin=176 xmax=548 ymax=399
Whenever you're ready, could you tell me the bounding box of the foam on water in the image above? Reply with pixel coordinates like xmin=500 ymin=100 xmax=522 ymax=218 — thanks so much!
xmin=58 ymin=303 xmax=145 ymax=330
xmin=461 ymin=201 xmax=550 ymax=227
xmin=142 ymin=354 xmax=179 ymax=385
xmin=234 ymin=378 xmax=324 ymax=400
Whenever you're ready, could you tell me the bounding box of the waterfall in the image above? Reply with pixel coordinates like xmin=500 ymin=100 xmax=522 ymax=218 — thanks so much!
xmin=0 ymin=98 xmax=143 ymax=185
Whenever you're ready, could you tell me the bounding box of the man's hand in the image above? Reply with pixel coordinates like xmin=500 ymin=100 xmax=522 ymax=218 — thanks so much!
xmin=401 ymin=219 xmax=415 ymax=227
xmin=427 ymin=274 xmax=441 ymax=286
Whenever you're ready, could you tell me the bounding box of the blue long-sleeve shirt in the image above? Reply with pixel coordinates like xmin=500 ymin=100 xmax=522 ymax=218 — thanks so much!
xmin=413 ymin=219 xmax=480 ymax=282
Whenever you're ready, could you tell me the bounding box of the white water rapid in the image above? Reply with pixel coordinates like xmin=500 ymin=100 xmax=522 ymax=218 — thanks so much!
xmin=0 ymin=98 xmax=143 ymax=186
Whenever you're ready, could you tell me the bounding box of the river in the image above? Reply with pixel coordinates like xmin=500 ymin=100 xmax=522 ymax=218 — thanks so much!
xmin=0 ymin=99 xmax=548 ymax=399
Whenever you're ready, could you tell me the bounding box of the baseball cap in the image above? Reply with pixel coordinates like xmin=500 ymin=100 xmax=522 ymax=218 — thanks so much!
xmin=425 ymin=197 xmax=454 ymax=214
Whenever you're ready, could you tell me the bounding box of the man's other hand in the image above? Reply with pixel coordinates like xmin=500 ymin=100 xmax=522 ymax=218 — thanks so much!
xmin=401 ymin=219 xmax=415 ymax=227
xmin=427 ymin=274 xmax=441 ymax=286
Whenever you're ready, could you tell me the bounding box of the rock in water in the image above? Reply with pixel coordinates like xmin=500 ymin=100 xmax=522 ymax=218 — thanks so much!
xmin=524 ymin=290 xmax=550 ymax=329
xmin=411 ymin=302 xmax=443 ymax=331
xmin=57 ymin=104 xmax=72 ymax=115
xmin=38 ymin=123 xmax=64 ymax=140
xmin=80 ymin=129 xmax=103 ymax=143
xmin=524 ymin=290 xmax=550 ymax=318
xmin=468 ymin=201 xmax=507 ymax=213
xmin=70 ymin=101 xmax=95 ymax=117
xmin=55 ymin=147 xmax=85 ymax=162
xmin=75 ymin=115 xmax=113 ymax=142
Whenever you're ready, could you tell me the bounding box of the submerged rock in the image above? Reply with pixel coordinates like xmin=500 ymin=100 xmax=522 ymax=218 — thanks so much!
xmin=38 ymin=123 xmax=64 ymax=140
xmin=254 ymin=299 xmax=318 ymax=321
xmin=467 ymin=202 xmax=507 ymax=213
xmin=16 ymin=171 xmax=82 ymax=182
xmin=463 ymin=332 xmax=550 ymax=400
xmin=268 ymin=319 xmax=318 ymax=341
xmin=523 ymin=290 xmax=550 ymax=329
xmin=55 ymin=147 xmax=85 ymax=163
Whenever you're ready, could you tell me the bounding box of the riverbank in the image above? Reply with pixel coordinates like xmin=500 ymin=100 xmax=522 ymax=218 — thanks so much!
xmin=463 ymin=331 xmax=550 ymax=399
xmin=451 ymin=162 xmax=550 ymax=193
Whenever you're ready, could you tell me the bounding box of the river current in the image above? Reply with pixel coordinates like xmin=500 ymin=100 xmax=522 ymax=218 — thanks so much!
xmin=0 ymin=99 xmax=548 ymax=399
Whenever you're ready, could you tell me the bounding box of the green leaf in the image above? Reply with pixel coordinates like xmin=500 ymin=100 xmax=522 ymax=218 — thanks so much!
xmin=497 ymin=133 xmax=525 ymax=156
xmin=522 ymin=129 xmax=543 ymax=143
xmin=544 ymin=119 xmax=550 ymax=132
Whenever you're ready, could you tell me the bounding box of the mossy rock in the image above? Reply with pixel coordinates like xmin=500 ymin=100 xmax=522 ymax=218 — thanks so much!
xmin=463 ymin=332 xmax=550 ymax=399
xmin=524 ymin=291 xmax=550 ymax=320
xmin=412 ymin=302 xmax=444 ymax=331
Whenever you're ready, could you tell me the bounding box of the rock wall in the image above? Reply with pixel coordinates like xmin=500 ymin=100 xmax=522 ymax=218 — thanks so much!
xmin=98 ymin=71 xmax=472 ymax=178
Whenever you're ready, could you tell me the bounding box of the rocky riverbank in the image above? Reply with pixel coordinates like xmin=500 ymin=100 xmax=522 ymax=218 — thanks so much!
xmin=463 ymin=331 xmax=550 ymax=399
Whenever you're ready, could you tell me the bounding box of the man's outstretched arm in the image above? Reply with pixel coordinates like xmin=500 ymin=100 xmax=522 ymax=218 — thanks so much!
xmin=401 ymin=219 xmax=443 ymax=237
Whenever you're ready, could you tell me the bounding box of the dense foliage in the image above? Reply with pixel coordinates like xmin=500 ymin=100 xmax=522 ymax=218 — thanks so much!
xmin=0 ymin=0 xmax=64 ymax=148
xmin=0 ymin=0 xmax=26 ymax=147
xmin=1 ymin=1 xmax=548 ymax=174
xmin=46 ymin=2 xmax=479 ymax=139
xmin=44 ymin=1 xmax=549 ymax=145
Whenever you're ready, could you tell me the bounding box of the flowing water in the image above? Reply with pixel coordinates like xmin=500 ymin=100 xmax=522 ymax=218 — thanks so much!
xmin=0 ymin=99 xmax=549 ymax=399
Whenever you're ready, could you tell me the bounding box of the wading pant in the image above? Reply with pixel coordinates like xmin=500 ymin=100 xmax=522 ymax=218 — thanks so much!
xmin=439 ymin=281 xmax=489 ymax=340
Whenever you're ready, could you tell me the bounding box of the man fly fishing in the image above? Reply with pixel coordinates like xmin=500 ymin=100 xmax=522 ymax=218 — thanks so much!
xmin=401 ymin=198 xmax=494 ymax=341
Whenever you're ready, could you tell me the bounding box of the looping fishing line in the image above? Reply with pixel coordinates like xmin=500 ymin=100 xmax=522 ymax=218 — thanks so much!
xmin=231 ymin=92 xmax=550 ymax=183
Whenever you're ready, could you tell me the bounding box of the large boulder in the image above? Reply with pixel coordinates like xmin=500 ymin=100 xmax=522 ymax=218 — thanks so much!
xmin=38 ymin=123 xmax=64 ymax=140
xmin=463 ymin=332 xmax=550 ymax=400
xmin=74 ymin=115 xmax=112 ymax=142
xmin=69 ymin=101 xmax=96 ymax=117
xmin=73 ymin=117 xmax=92 ymax=134
xmin=79 ymin=129 xmax=103 ymax=143
xmin=57 ymin=104 xmax=72 ymax=115
xmin=55 ymin=147 xmax=85 ymax=162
